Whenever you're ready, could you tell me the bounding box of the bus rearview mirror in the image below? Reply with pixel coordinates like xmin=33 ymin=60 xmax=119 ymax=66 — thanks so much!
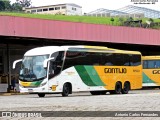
xmin=43 ymin=57 xmax=55 ymax=68
xmin=13 ymin=59 xmax=22 ymax=69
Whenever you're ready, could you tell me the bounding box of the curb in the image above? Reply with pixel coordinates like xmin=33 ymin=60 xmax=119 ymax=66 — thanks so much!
xmin=0 ymin=93 xmax=12 ymax=96
xmin=0 ymin=92 xmax=29 ymax=96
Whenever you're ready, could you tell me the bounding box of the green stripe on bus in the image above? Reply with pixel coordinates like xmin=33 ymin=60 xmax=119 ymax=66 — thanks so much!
xmin=75 ymin=66 xmax=96 ymax=86
xmin=143 ymin=72 xmax=155 ymax=83
xmin=75 ymin=66 xmax=105 ymax=86
xmin=30 ymin=81 xmax=42 ymax=86
xmin=84 ymin=66 xmax=105 ymax=86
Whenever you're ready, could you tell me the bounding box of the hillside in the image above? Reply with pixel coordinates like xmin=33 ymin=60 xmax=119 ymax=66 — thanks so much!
xmin=0 ymin=12 xmax=160 ymax=29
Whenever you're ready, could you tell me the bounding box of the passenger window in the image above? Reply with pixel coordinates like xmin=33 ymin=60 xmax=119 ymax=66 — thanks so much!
xmin=143 ymin=61 xmax=148 ymax=69
xmin=148 ymin=61 xmax=155 ymax=69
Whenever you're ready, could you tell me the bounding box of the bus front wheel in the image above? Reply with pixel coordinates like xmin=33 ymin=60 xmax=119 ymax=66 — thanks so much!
xmin=121 ymin=82 xmax=130 ymax=94
xmin=38 ymin=93 xmax=45 ymax=97
xmin=62 ymin=83 xmax=70 ymax=97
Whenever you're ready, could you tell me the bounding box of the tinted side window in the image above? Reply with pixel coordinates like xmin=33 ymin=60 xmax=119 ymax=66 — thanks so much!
xmin=101 ymin=53 xmax=113 ymax=66
xmin=63 ymin=51 xmax=141 ymax=69
xmin=63 ymin=51 xmax=102 ymax=69
xmin=143 ymin=60 xmax=148 ymax=69
xmin=102 ymin=53 xmax=131 ymax=66
xmin=130 ymin=55 xmax=141 ymax=66
xmin=148 ymin=61 xmax=155 ymax=68
xmin=111 ymin=54 xmax=130 ymax=66
xmin=49 ymin=51 xmax=64 ymax=79
xmin=51 ymin=51 xmax=64 ymax=61
xmin=123 ymin=54 xmax=131 ymax=66
xmin=144 ymin=60 xmax=160 ymax=69
xmin=155 ymin=61 xmax=160 ymax=68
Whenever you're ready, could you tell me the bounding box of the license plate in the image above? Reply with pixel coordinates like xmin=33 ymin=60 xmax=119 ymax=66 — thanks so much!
xmin=28 ymin=89 xmax=33 ymax=92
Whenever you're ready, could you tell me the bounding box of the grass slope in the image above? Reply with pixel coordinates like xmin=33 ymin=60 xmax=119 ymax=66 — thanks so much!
xmin=0 ymin=12 xmax=160 ymax=29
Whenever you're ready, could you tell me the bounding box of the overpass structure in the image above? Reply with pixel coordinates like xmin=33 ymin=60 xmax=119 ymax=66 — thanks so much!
xmin=1 ymin=16 xmax=160 ymax=45
xmin=0 ymin=15 xmax=160 ymax=92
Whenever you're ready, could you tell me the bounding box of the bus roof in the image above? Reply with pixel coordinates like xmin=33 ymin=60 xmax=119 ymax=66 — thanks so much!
xmin=142 ymin=56 xmax=160 ymax=60
xmin=24 ymin=45 xmax=141 ymax=56
xmin=24 ymin=46 xmax=64 ymax=56
xmin=63 ymin=45 xmax=141 ymax=55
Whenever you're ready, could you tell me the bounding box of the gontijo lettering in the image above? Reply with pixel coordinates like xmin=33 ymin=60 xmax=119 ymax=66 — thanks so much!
xmin=104 ymin=68 xmax=127 ymax=73
xmin=152 ymin=70 xmax=160 ymax=74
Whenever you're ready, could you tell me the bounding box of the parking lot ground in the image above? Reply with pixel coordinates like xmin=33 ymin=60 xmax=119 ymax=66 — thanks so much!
xmin=0 ymin=89 xmax=160 ymax=119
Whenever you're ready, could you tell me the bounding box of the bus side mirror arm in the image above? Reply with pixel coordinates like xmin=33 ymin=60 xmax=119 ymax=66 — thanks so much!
xmin=13 ymin=59 xmax=22 ymax=69
xmin=43 ymin=57 xmax=55 ymax=68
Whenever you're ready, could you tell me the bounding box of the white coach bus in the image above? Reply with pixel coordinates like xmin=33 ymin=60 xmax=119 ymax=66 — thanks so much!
xmin=13 ymin=45 xmax=142 ymax=97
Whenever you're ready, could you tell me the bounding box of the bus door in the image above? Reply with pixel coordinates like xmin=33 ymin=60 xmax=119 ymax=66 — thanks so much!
xmin=48 ymin=51 xmax=64 ymax=90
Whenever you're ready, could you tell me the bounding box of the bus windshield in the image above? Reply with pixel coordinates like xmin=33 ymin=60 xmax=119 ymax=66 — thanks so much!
xmin=19 ymin=55 xmax=49 ymax=81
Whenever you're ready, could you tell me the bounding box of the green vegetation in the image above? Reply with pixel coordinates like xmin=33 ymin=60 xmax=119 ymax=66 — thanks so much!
xmin=0 ymin=12 xmax=160 ymax=29
xmin=0 ymin=0 xmax=31 ymax=11
xmin=0 ymin=12 xmax=122 ymax=25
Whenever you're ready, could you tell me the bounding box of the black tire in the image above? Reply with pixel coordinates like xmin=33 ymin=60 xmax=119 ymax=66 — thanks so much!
xmin=121 ymin=82 xmax=130 ymax=94
xmin=110 ymin=82 xmax=122 ymax=94
xmin=115 ymin=82 xmax=122 ymax=94
xmin=62 ymin=83 xmax=70 ymax=97
xmin=38 ymin=93 xmax=45 ymax=97
xmin=90 ymin=91 xmax=101 ymax=95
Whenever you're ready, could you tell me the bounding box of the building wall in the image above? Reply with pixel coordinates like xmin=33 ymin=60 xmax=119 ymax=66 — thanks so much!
xmin=66 ymin=4 xmax=82 ymax=15
xmin=25 ymin=4 xmax=82 ymax=15
xmin=26 ymin=6 xmax=67 ymax=15
xmin=0 ymin=44 xmax=36 ymax=92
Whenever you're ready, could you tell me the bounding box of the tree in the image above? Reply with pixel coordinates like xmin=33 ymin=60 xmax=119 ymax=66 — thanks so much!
xmin=110 ymin=17 xmax=114 ymax=25
xmin=148 ymin=18 xmax=154 ymax=28
xmin=127 ymin=17 xmax=133 ymax=22
xmin=17 ymin=0 xmax=31 ymax=7
xmin=148 ymin=18 xmax=154 ymax=23
xmin=12 ymin=2 xmax=22 ymax=11
xmin=0 ymin=0 xmax=12 ymax=11
xmin=118 ymin=17 xmax=124 ymax=26
xmin=124 ymin=17 xmax=134 ymax=27
xmin=12 ymin=0 xmax=32 ymax=11
xmin=0 ymin=1 xmax=5 ymax=11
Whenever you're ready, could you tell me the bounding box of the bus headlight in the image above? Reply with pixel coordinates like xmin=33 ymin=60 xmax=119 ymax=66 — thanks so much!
xmin=39 ymin=82 xmax=47 ymax=87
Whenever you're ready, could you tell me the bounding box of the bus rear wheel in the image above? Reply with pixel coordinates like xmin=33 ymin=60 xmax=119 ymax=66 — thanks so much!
xmin=38 ymin=93 xmax=45 ymax=97
xmin=62 ymin=83 xmax=70 ymax=97
xmin=115 ymin=82 xmax=122 ymax=94
xmin=121 ymin=82 xmax=130 ymax=94
xmin=110 ymin=82 xmax=122 ymax=94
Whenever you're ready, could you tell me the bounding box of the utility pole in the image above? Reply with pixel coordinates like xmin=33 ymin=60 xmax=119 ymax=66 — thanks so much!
xmin=7 ymin=43 xmax=11 ymax=93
